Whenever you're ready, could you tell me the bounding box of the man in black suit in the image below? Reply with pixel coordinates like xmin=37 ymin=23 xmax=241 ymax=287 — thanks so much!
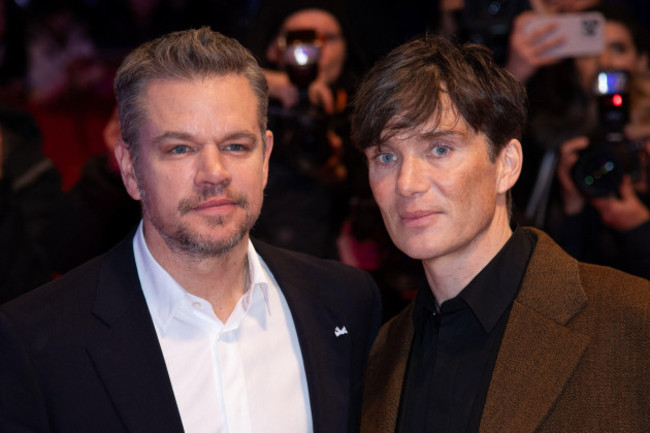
xmin=0 ymin=27 xmax=381 ymax=433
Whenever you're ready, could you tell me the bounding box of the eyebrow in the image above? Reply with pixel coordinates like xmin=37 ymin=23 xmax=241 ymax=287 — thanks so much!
xmin=151 ymin=130 xmax=259 ymax=145
xmin=417 ymin=129 xmax=465 ymax=141
xmin=377 ymin=129 xmax=464 ymax=148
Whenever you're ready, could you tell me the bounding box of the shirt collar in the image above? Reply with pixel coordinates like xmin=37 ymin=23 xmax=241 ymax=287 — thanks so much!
xmin=414 ymin=227 xmax=536 ymax=332
xmin=133 ymin=221 xmax=272 ymax=334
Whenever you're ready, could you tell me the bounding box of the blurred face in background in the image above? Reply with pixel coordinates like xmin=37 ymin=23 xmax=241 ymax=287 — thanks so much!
xmin=268 ymin=9 xmax=346 ymax=85
xmin=575 ymin=20 xmax=648 ymax=92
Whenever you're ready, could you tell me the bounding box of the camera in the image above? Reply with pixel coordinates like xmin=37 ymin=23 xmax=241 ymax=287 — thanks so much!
xmin=269 ymin=29 xmax=333 ymax=173
xmin=281 ymin=29 xmax=321 ymax=89
xmin=572 ymin=70 xmax=642 ymax=197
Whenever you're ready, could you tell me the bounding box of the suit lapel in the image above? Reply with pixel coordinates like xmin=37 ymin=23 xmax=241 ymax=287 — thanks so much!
xmin=480 ymin=229 xmax=590 ymax=433
xmin=361 ymin=303 xmax=414 ymax=433
xmin=254 ymin=241 xmax=352 ymax=433
xmin=85 ymin=237 xmax=184 ymax=433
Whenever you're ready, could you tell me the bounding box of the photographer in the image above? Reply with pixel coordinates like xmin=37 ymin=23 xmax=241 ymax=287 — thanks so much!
xmin=554 ymin=14 xmax=650 ymax=279
xmin=250 ymin=4 xmax=354 ymax=258
xmin=263 ymin=6 xmax=348 ymax=115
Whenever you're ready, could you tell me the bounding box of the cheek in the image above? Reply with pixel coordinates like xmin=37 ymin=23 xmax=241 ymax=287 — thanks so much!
xmin=615 ymin=53 xmax=637 ymax=71
xmin=452 ymin=165 xmax=496 ymax=207
xmin=320 ymin=45 xmax=344 ymax=71
xmin=139 ymin=165 xmax=184 ymax=204
xmin=575 ymin=58 xmax=598 ymax=90
xmin=368 ymin=176 xmax=393 ymax=207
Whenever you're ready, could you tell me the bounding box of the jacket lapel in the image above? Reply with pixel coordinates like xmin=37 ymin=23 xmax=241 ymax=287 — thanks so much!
xmin=85 ymin=237 xmax=184 ymax=433
xmin=361 ymin=303 xmax=414 ymax=433
xmin=480 ymin=229 xmax=590 ymax=433
xmin=254 ymin=241 xmax=352 ymax=433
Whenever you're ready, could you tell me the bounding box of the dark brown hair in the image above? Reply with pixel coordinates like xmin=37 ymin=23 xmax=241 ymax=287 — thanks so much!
xmin=114 ymin=27 xmax=268 ymax=161
xmin=352 ymin=35 xmax=527 ymax=161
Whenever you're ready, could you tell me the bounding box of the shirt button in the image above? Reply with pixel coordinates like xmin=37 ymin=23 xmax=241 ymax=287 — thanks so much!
xmin=192 ymin=302 xmax=202 ymax=309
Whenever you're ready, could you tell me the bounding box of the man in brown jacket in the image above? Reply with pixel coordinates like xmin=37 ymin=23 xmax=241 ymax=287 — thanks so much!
xmin=351 ymin=35 xmax=650 ymax=433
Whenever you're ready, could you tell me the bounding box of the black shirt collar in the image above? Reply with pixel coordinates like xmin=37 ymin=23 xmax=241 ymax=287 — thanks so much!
xmin=414 ymin=227 xmax=536 ymax=332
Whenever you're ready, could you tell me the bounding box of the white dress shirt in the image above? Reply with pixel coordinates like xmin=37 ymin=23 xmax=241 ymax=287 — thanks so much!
xmin=133 ymin=223 xmax=313 ymax=433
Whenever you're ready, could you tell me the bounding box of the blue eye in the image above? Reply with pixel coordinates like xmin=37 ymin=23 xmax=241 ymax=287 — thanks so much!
xmin=378 ymin=153 xmax=396 ymax=164
xmin=432 ymin=145 xmax=450 ymax=157
xmin=225 ymin=144 xmax=245 ymax=152
xmin=171 ymin=145 xmax=189 ymax=154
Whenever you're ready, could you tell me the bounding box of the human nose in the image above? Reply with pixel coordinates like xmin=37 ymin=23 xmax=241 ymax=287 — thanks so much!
xmin=396 ymin=155 xmax=429 ymax=197
xmin=598 ymin=51 xmax=612 ymax=69
xmin=195 ymin=146 xmax=231 ymax=187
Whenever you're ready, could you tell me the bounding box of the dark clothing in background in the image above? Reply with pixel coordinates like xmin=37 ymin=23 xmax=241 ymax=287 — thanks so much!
xmin=1 ymin=108 xmax=62 ymax=251
xmin=558 ymin=201 xmax=650 ymax=280
xmin=396 ymin=228 xmax=535 ymax=433
xmin=0 ymin=177 xmax=51 ymax=304
xmin=44 ymin=154 xmax=140 ymax=274
xmin=254 ymin=160 xmax=346 ymax=258
xmin=0 ymin=107 xmax=61 ymax=302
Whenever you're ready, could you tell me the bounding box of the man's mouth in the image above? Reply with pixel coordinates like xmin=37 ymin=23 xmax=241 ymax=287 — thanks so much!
xmin=178 ymin=193 xmax=247 ymax=216
xmin=399 ymin=209 xmax=441 ymax=227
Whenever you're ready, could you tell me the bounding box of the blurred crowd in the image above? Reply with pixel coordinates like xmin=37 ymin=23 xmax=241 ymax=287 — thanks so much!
xmin=1 ymin=0 xmax=649 ymax=318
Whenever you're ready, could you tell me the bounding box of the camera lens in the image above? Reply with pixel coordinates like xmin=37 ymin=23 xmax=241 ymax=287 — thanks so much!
xmin=571 ymin=145 xmax=624 ymax=197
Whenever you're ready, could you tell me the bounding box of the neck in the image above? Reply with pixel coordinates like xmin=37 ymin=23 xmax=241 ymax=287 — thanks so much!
xmin=423 ymin=214 xmax=513 ymax=305
xmin=143 ymin=224 xmax=250 ymax=322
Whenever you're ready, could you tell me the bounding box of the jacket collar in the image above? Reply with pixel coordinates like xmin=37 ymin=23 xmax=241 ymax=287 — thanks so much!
xmin=479 ymin=228 xmax=589 ymax=433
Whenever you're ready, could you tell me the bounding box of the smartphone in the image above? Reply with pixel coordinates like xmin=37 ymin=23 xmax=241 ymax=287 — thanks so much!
xmin=524 ymin=12 xmax=605 ymax=59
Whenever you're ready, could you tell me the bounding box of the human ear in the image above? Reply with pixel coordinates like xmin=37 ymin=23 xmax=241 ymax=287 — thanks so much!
xmin=496 ymin=139 xmax=523 ymax=194
xmin=262 ymin=130 xmax=274 ymax=188
xmin=114 ymin=139 xmax=142 ymax=201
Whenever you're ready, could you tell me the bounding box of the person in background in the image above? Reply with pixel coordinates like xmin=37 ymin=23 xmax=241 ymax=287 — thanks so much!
xmin=510 ymin=4 xmax=650 ymax=279
xmin=251 ymin=1 xmax=353 ymax=114
xmin=0 ymin=27 xmax=381 ymax=433
xmin=43 ymin=106 xmax=141 ymax=274
xmin=552 ymin=9 xmax=650 ymax=278
xmin=251 ymin=4 xmax=353 ymax=258
xmin=25 ymin=0 xmax=109 ymax=105
xmin=352 ymin=35 xmax=650 ymax=433
xmin=505 ymin=0 xmax=602 ymax=84
xmin=505 ymin=0 xmax=604 ymax=225
xmin=0 ymin=107 xmax=58 ymax=303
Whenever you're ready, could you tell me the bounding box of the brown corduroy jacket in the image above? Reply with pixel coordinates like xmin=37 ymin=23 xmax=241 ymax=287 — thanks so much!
xmin=361 ymin=228 xmax=650 ymax=433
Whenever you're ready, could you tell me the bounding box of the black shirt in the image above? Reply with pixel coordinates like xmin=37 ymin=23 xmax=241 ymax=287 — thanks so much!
xmin=396 ymin=228 xmax=536 ymax=433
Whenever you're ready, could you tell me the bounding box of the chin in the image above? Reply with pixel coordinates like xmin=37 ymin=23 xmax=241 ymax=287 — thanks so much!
xmin=394 ymin=240 xmax=433 ymax=261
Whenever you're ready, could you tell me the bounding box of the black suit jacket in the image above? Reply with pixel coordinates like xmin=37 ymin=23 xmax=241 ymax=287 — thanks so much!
xmin=0 ymin=235 xmax=382 ymax=433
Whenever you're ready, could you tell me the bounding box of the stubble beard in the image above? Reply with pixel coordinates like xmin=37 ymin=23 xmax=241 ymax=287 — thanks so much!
xmin=138 ymin=179 xmax=258 ymax=260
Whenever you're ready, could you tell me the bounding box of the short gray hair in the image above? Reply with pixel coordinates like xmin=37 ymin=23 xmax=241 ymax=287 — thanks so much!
xmin=114 ymin=27 xmax=268 ymax=160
